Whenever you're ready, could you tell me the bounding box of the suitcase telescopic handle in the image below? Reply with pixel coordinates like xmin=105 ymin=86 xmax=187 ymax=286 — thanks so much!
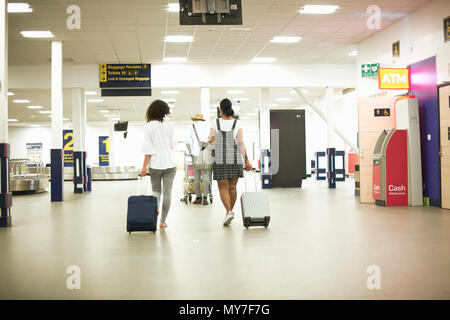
xmin=137 ymin=175 xmax=152 ymax=195
xmin=244 ymin=169 xmax=258 ymax=192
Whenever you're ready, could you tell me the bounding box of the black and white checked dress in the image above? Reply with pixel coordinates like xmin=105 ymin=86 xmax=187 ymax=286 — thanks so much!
xmin=212 ymin=119 xmax=244 ymax=181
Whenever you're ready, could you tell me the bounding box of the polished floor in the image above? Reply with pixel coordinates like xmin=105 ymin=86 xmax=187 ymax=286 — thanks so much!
xmin=0 ymin=174 xmax=449 ymax=300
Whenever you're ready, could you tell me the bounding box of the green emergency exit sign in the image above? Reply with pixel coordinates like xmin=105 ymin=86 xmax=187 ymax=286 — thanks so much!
xmin=362 ymin=63 xmax=380 ymax=78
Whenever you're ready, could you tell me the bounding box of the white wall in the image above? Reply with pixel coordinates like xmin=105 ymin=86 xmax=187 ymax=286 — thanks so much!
xmin=357 ymin=0 xmax=450 ymax=97
xmin=9 ymin=126 xmax=52 ymax=163
xmin=9 ymin=119 xmax=261 ymax=168
xmin=295 ymin=91 xmax=358 ymax=175
xmin=8 ymin=63 xmax=357 ymax=90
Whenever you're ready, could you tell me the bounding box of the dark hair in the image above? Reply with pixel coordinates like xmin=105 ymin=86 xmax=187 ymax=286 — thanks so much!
xmin=220 ymin=98 xmax=234 ymax=117
xmin=146 ymin=99 xmax=170 ymax=122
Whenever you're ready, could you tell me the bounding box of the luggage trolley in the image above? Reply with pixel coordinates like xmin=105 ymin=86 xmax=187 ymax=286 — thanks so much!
xmin=182 ymin=154 xmax=213 ymax=204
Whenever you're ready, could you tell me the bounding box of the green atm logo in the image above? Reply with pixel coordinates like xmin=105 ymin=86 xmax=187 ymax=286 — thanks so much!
xmin=362 ymin=63 xmax=380 ymax=78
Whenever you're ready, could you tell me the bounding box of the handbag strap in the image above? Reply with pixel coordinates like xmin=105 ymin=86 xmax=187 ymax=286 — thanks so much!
xmin=192 ymin=124 xmax=201 ymax=145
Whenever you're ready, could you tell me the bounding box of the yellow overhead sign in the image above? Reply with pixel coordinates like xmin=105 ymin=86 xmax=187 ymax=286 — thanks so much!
xmin=378 ymin=68 xmax=410 ymax=90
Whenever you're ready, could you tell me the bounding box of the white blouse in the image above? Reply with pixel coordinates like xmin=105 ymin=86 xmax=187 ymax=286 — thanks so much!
xmin=142 ymin=121 xmax=178 ymax=170
xmin=211 ymin=118 xmax=242 ymax=140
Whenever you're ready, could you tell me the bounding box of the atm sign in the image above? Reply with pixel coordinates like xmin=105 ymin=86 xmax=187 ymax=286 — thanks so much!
xmin=379 ymin=68 xmax=410 ymax=90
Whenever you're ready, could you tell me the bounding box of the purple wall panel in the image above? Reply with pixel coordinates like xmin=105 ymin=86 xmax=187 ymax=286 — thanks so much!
xmin=409 ymin=56 xmax=441 ymax=207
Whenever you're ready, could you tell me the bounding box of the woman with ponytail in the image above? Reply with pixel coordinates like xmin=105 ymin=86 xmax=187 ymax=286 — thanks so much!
xmin=209 ymin=98 xmax=253 ymax=226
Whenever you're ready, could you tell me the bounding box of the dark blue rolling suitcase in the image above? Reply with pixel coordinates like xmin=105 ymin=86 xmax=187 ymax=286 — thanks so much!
xmin=127 ymin=176 xmax=158 ymax=233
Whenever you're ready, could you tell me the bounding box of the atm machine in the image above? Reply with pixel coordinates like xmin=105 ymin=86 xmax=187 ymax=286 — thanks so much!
xmin=373 ymin=129 xmax=408 ymax=206
xmin=373 ymin=96 xmax=423 ymax=206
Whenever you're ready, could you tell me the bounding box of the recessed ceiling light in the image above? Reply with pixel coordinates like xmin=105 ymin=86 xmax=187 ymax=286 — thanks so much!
xmin=27 ymin=105 xmax=44 ymax=109
xmin=227 ymin=90 xmax=245 ymax=94
xmin=348 ymin=50 xmax=358 ymax=56
xmin=39 ymin=110 xmax=51 ymax=114
xmin=63 ymin=118 xmax=70 ymax=121
xmin=8 ymin=119 xmax=18 ymax=122
xmin=161 ymin=90 xmax=180 ymax=95
xmin=88 ymin=99 xmax=104 ymax=103
xmin=163 ymin=57 xmax=188 ymax=63
xmin=230 ymin=27 xmax=251 ymax=31
xmin=271 ymin=36 xmax=302 ymax=44
xmin=86 ymin=91 xmax=97 ymax=95
xmin=13 ymin=99 xmax=30 ymax=103
xmin=166 ymin=3 xmax=180 ymax=13
xmin=251 ymin=57 xmax=277 ymax=63
xmin=164 ymin=35 xmax=193 ymax=43
xmin=275 ymin=98 xmax=291 ymax=102
xmin=21 ymin=31 xmax=54 ymax=38
xmin=7 ymin=3 xmax=32 ymax=13
xmin=299 ymin=5 xmax=339 ymax=15
xmin=7 ymin=92 xmax=15 ymax=96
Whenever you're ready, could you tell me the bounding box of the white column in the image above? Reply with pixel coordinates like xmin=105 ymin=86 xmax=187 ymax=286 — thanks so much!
xmin=200 ymin=87 xmax=210 ymax=121
xmin=108 ymin=115 xmax=115 ymax=167
xmin=51 ymin=41 xmax=63 ymax=149
xmin=325 ymin=87 xmax=335 ymax=147
xmin=80 ymin=89 xmax=87 ymax=152
xmin=71 ymin=88 xmax=84 ymax=192
xmin=0 ymin=0 xmax=8 ymax=143
xmin=72 ymin=89 xmax=83 ymax=152
xmin=259 ymin=87 xmax=270 ymax=150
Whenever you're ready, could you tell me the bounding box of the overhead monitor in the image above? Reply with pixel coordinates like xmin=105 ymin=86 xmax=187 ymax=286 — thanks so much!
xmin=179 ymin=0 xmax=243 ymax=25
xmin=114 ymin=121 xmax=128 ymax=132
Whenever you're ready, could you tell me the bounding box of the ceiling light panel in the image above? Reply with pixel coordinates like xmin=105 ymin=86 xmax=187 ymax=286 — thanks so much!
xmin=21 ymin=31 xmax=54 ymax=38
xmin=164 ymin=35 xmax=194 ymax=43
xmin=299 ymin=5 xmax=339 ymax=15
xmin=271 ymin=36 xmax=302 ymax=43
xmin=7 ymin=3 xmax=32 ymax=13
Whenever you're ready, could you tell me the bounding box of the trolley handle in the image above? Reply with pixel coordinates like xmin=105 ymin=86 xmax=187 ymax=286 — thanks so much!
xmin=137 ymin=175 xmax=152 ymax=196
xmin=244 ymin=169 xmax=258 ymax=193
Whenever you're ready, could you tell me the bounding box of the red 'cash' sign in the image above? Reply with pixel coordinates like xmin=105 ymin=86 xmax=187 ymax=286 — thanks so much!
xmin=385 ymin=130 xmax=408 ymax=206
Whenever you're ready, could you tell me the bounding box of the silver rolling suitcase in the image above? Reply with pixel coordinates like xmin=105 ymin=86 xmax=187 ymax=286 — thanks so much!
xmin=241 ymin=170 xmax=270 ymax=229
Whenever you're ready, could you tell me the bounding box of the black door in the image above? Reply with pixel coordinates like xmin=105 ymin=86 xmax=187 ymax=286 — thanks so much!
xmin=270 ymin=110 xmax=306 ymax=188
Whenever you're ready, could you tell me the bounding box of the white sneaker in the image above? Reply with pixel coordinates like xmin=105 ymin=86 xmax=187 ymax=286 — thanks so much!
xmin=223 ymin=211 xmax=235 ymax=226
